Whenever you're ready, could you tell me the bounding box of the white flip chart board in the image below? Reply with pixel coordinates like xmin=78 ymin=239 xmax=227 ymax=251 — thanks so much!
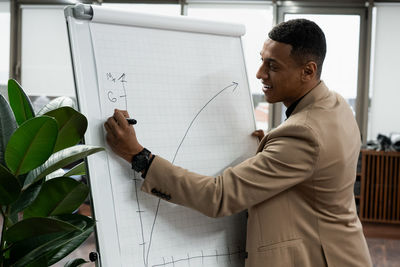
xmin=65 ymin=4 xmax=258 ymax=267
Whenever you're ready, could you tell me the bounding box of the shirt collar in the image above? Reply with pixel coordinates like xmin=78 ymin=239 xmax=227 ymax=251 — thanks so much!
xmin=285 ymin=81 xmax=322 ymax=119
xmin=285 ymin=95 xmax=305 ymax=119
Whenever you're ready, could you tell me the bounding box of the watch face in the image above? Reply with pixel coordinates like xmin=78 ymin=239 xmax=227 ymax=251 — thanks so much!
xmin=132 ymin=148 xmax=151 ymax=172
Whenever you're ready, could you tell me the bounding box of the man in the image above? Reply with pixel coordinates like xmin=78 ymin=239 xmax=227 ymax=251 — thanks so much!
xmin=104 ymin=19 xmax=372 ymax=267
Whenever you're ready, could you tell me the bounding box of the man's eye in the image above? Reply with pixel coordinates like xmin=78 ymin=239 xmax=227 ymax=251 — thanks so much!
xmin=269 ymin=63 xmax=277 ymax=70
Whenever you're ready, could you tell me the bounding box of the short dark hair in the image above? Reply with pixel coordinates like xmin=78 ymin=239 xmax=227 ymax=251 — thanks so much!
xmin=268 ymin=19 xmax=326 ymax=78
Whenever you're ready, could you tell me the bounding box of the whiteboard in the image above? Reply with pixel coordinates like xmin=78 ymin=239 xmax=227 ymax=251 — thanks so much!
xmin=65 ymin=4 xmax=258 ymax=267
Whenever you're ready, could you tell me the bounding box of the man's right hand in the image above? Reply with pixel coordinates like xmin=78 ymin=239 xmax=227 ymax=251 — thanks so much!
xmin=104 ymin=109 xmax=144 ymax=163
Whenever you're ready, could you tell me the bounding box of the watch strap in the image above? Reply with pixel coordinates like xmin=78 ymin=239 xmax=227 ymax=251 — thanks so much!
xmin=142 ymin=154 xmax=155 ymax=179
xmin=131 ymin=147 xmax=151 ymax=173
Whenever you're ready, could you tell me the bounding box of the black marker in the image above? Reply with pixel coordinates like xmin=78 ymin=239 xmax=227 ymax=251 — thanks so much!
xmin=126 ymin=118 xmax=137 ymax=125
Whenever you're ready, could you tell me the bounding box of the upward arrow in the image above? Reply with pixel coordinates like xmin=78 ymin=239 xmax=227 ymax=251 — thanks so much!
xmin=172 ymin=81 xmax=239 ymax=163
xmin=142 ymin=81 xmax=240 ymax=265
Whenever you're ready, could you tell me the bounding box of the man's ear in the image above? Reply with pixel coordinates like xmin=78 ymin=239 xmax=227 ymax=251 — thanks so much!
xmin=302 ymin=61 xmax=317 ymax=81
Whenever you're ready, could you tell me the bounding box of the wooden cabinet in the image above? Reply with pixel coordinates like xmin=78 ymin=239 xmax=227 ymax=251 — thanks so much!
xmin=358 ymin=150 xmax=400 ymax=223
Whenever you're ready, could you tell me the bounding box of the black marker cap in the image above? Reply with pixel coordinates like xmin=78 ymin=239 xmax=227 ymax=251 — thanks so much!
xmin=126 ymin=118 xmax=137 ymax=125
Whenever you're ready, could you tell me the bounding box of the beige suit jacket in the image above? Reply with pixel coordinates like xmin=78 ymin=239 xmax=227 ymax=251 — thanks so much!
xmin=142 ymin=82 xmax=372 ymax=267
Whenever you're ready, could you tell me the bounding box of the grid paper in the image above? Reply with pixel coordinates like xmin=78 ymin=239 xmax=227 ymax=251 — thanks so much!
xmin=88 ymin=22 xmax=258 ymax=267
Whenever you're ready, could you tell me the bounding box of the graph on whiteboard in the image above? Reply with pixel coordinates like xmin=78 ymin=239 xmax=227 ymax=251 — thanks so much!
xmin=89 ymin=22 xmax=257 ymax=267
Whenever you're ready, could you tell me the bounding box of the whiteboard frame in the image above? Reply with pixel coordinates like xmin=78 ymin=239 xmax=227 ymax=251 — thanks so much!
xmin=65 ymin=4 xmax=256 ymax=267
xmin=66 ymin=15 xmax=120 ymax=267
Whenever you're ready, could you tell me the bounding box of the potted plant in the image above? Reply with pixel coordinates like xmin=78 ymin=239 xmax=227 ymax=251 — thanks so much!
xmin=0 ymin=79 xmax=103 ymax=266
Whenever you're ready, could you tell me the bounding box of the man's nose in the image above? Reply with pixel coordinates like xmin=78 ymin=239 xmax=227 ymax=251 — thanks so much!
xmin=256 ymin=65 xmax=267 ymax=80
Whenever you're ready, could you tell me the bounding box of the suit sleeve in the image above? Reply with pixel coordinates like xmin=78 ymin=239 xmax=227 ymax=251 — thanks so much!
xmin=141 ymin=123 xmax=320 ymax=218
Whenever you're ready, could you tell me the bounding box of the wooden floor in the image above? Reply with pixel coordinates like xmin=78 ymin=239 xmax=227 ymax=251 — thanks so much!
xmin=367 ymin=238 xmax=400 ymax=267
xmin=363 ymin=222 xmax=400 ymax=267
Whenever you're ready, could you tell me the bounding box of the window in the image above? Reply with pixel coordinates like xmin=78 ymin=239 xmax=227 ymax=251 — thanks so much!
xmin=284 ymin=13 xmax=360 ymax=113
xmin=0 ymin=1 xmax=10 ymax=86
xmin=21 ymin=6 xmax=75 ymax=97
xmin=187 ymin=3 xmax=274 ymax=129
xmin=20 ymin=3 xmax=180 ymax=101
xmin=368 ymin=4 xmax=400 ymax=140
xmin=274 ymin=6 xmax=368 ymax=133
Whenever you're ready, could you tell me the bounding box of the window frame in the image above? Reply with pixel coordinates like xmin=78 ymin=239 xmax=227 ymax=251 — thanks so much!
xmin=0 ymin=1 xmax=10 ymax=85
xmin=10 ymin=0 xmax=375 ymax=141
xmin=272 ymin=3 xmax=372 ymax=142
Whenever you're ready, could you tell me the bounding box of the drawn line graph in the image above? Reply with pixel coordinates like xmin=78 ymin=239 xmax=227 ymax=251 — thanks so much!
xmin=106 ymin=73 xmax=243 ymax=266
xmin=172 ymin=82 xmax=238 ymax=163
xmin=144 ymin=81 xmax=239 ymax=267
xmin=151 ymin=249 xmax=244 ymax=267
xmin=137 ymin=81 xmax=239 ymax=267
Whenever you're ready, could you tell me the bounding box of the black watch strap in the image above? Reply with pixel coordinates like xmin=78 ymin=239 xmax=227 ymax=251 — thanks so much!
xmin=131 ymin=148 xmax=151 ymax=173
xmin=142 ymin=154 xmax=155 ymax=179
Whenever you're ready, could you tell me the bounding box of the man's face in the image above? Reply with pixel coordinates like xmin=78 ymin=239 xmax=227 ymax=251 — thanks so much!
xmin=256 ymin=39 xmax=305 ymax=107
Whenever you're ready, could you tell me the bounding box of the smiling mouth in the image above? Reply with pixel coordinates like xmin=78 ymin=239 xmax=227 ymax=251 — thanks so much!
xmin=262 ymin=85 xmax=272 ymax=92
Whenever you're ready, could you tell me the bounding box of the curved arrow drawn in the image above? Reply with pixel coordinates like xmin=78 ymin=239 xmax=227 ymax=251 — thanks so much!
xmin=132 ymin=81 xmax=239 ymax=267
xmin=171 ymin=82 xmax=238 ymax=163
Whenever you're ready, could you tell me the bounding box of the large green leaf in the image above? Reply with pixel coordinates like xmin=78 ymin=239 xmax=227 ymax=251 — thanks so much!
xmin=7 ymin=79 xmax=35 ymax=125
xmin=0 ymin=164 xmax=21 ymax=205
xmin=47 ymin=214 xmax=94 ymax=266
xmin=5 ymin=116 xmax=58 ymax=176
xmin=63 ymin=162 xmax=86 ymax=177
xmin=54 ymin=214 xmax=91 ymax=231
xmin=9 ymin=231 xmax=73 ymax=267
xmin=4 ymin=217 xmax=81 ymax=243
xmin=46 ymin=168 xmax=66 ymax=180
xmin=36 ymin=96 xmax=76 ymax=116
xmin=24 ymin=177 xmax=89 ymax=219
xmin=9 ymin=214 xmax=92 ymax=267
xmin=44 ymin=107 xmax=88 ymax=153
xmin=25 ymin=255 xmax=49 ymax=267
xmin=8 ymin=212 xmax=18 ymax=226
xmin=10 ymin=179 xmax=43 ymax=216
xmin=24 ymin=145 xmax=104 ymax=187
xmin=0 ymin=94 xmax=18 ymax=166
xmin=63 ymin=258 xmax=89 ymax=267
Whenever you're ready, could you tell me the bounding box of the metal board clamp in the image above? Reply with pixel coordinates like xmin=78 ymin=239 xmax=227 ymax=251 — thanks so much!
xmin=65 ymin=4 xmax=93 ymax=20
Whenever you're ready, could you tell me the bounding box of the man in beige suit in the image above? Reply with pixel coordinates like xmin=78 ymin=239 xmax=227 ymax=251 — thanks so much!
xmin=104 ymin=19 xmax=372 ymax=266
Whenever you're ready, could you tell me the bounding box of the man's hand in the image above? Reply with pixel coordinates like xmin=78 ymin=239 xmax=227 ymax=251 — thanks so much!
xmin=252 ymin=129 xmax=265 ymax=142
xmin=104 ymin=109 xmax=143 ymax=163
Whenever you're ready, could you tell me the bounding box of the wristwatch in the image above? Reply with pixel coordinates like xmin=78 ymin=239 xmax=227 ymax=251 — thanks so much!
xmin=131 ymin=148 xmax=152 ymax=173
